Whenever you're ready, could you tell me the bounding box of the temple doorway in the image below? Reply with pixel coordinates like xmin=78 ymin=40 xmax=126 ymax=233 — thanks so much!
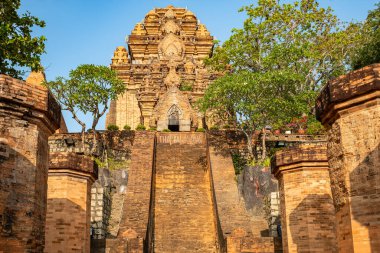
xmin=168 ymin=108 xmax=180 ymax=131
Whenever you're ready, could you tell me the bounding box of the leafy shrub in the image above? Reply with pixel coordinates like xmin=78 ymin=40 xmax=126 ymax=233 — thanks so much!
xmin=123 ymin=125 xmax=131 ymax=130
xmin=306 ymin=120 xmax=325 ymax=135
xmin=209 ymin=126 xmax=219 ymax=131
xmin=232 ymin=153 xmax=246 ymax=175
xmin=149 ymin=126 xmax=157 ymax=131
xmin=162 ymin=129 xmax=171 ymax=132
xmin=196 ymin=128 xmax=205 ymax=132
xmin=179 ymin=81 xmax=193 ymax=91
xmin=107 ymin=124 xmax=119 ymax=131
xmin=136 ymin=124 xmax=146 ymax=131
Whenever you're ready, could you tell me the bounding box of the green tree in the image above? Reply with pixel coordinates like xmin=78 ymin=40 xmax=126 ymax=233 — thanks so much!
xmin=0 ymin=0 xmax=46 ymax=78
xmin=201 ymin=0 xmax=358 ymax=160
xmin=351 ymin=3 xmax=380 ymax=69
xmin=46 ymin=64 xmax=125 ymax=142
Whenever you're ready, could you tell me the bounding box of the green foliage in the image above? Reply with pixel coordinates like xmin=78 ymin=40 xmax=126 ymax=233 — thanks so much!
xmin=162 ymin=129 xmax=171 ymax=132
xmin=231 ymin=153 xmax=246 ymax=175
xmin=94 ymin=157 xmax=129 ymax=170
xmin=201 ymin=0 xmax=358 ymax=159
xmin=351 ymin=3 xmax=380 ymax=69
xmin=149 ymin=126 xmax=157 ymax=131
xmin=248 ymin=156 xmax=271 ymax=167
xmin=107 ymin=124 xmax=119 ymax=131
xmin=306 ymin=119 xmax=325 ymax=135
xmin=209 ymin=126 xmax=220 ymax=131
xmin=196 ymin=128 xmax=205 ymax=132
xmin=179 ymin=81 xmax=193 ymax=91
xmin=0 ymin=0 xmax=46 ymax=78
xmin=46 ymin=64 xmax=125 ymax=134
xmin=136 ymin=124 xmax=146 ymax=131
xmin=123 ymin=125 xmax=131 ymax=130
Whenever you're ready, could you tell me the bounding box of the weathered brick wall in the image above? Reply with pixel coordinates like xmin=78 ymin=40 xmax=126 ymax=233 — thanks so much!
xmin=49 ymin=131 xmax=134 ymax=242
xmin=154 ymin=133 xmax=218 ymax=252
xmin=316 ymin=63 xmax=380 ymax=252
xmin=0 ymin=74 xmax=60 ymax=252
xmin=45 ymin=153 xmax=97 ymax=253
xmin=112 ymin=131 xmax=155 ymax=253
xmin=207 ymin=132 xmax=280 ymax=253
xmin=272 ymin=143 xmax=337 ymax=253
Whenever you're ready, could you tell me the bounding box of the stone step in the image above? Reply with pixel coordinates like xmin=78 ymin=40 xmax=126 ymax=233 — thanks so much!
xmin=153 ymin=133 xmax=218 ymax=253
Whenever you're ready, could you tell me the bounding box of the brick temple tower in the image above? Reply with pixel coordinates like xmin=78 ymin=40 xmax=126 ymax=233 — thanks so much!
xmin=105 ymin=5 xmax=216 ymax=131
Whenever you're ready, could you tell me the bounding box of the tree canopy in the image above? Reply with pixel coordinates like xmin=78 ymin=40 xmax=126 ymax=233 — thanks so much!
xmin=46 ymin=64 xmax=125 ymax=135
xmin=351 ymin=3 xmax=380 ymax=69
xmin=200 ymin=0 xmax=359 ymax=160
xmin=0 ymin=0 xmax=46 ymax=78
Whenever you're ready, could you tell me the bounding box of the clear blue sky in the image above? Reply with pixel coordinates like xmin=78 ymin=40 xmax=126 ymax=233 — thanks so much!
xmin=20 ymin=0 xmax=379 ymax=132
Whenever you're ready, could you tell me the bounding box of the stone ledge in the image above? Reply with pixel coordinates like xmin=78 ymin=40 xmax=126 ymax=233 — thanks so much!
xmin=0 ymin=74 xmax=61 ymax=131
xmin=271 ymin=143 xmax=328 ymax=177
xmin=49 ymin=152 xmax=98 ymax=180
xmin=316 ymin=63 xmax=380 ymax=124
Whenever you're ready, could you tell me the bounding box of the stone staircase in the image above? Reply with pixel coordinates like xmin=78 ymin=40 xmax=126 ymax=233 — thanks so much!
xmin=153 ymin=133 xmax=218 ymax=253
xmin=111 ymin=131 xmax=156 ymax=253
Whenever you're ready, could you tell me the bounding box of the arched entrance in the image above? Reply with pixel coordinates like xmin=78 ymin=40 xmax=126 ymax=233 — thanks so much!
xmin=168 ymin=105 xmax=180 ymax=131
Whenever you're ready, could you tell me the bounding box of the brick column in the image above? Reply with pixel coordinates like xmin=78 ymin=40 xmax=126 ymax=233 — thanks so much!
xmin=44 ymin=152 xmax=98 ymax=253
xmin=272 ymin=143 xmax=337 ymax=253
xmin=316 ymin=64 xmax=380 ymax=252
xmin=0 ymin=75 xmax=60 ymax=252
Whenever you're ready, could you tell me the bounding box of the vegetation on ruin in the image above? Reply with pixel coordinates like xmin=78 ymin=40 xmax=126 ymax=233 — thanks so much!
xmin=46 ymin=64 xmax=125 ymax=143
xmin=107 ymin=124 xmax=119 ymax=131
xmin=0 ymin=0 xmax=46 ymax=78
xmin=94 ymin=157 xmax=129 ymax=171
xmin=179 ymin=81 xmax=193 ymax=91
xmin=123 ymin=124 xmax=131 ymax=130
xmin=351 ymin=3 xmax=380 ymax=69
xmin=135 ymin=124 xmax=146 ymax=131
xmin=200 ymin=0 xmax=361 ymax=161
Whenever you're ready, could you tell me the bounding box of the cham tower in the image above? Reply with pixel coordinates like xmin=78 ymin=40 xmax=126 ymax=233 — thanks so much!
xmin=106 ymin=5 xmax=216 ymax=131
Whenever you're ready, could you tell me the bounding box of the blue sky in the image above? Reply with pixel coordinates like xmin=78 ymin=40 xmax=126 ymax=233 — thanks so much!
xmin=20 ymin=0 xmax=379 ymax=132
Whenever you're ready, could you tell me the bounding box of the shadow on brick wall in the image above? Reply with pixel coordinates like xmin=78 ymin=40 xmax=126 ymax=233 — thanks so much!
xmin=289 ymin=194 xmax=337 ymax=252
xmin=350 ymin=143 xmax=380 ymax=251
xmin=0 ymin=142 xmax=46 ymax=252
xmin=45 ymin=198 xmax=87 ymax=252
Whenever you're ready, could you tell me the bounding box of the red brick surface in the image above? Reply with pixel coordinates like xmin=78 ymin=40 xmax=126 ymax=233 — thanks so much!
xmin=45 ymin=153 xmax=97 ymax=253
xmin=0 ymin=75 xmax=60 ymax=252
xmin=317 ymin=65 xmax=380 ymax=253
xmin=273 ymin=143 xmax=337 ymax=253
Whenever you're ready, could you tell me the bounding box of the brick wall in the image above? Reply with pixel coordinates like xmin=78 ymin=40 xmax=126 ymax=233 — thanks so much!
xmin=45 ymin=153 xmax=97 ymax=253
xmin=316 ymin=64 xmax=380 ymax=252
xmin=272 ymin=143 xmax=337 ymax=253
xmin=0 ymin=74 xmax=60 ymax=252
xmin=207 ymin=132 xmax=280 ymax=253
xmin=113 ymin=131 xmax=155 ymax=253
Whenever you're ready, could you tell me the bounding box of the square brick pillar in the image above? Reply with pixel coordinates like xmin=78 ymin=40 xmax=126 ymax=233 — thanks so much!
xmin=272 ymin=143 xmax=337 ymax=253
xmin=45 ymin=152 xmax=98 ymax=253
xmin=0 ymin=75 xmax=61 ymax=252
xmin=316 ymin=64 xmax=380 ymax=252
